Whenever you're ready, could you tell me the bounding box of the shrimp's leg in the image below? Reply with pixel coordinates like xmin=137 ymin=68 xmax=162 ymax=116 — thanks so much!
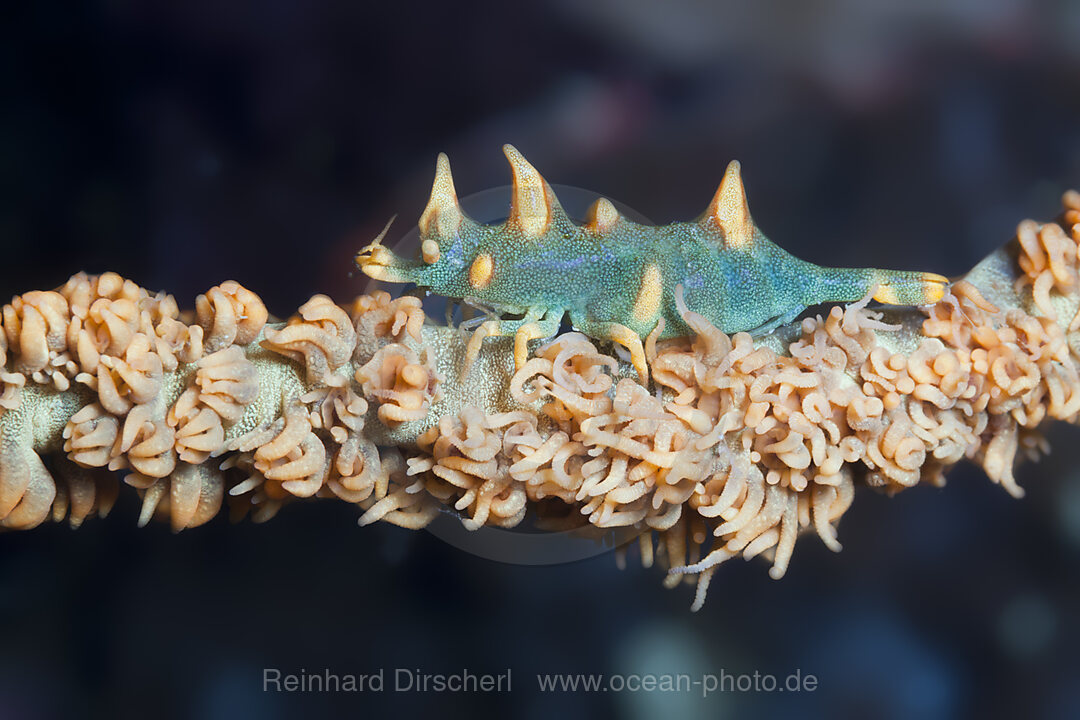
xmin=870 ymin=271 xmax=950 ymax=306
xmin=462 ymin=308 xmax=563 ymax=376
xmin=513 ymin=310 xmax=564 ymax=370
xmin=747 ymin=305 xmax=806 ymax=337
xmin=572 ymin=315 xmax=650 ymax=384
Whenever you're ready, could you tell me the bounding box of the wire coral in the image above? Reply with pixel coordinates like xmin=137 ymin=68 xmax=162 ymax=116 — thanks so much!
xmin=1 ymin=192 xmax=1079 ymax=610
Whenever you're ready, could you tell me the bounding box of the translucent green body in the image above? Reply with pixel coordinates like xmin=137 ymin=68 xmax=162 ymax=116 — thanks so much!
xmin=357 ymin=147 xmax=947 ymax=368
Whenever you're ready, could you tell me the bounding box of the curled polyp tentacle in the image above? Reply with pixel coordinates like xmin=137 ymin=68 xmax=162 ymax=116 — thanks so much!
xmin=221 ymin=455 xmax=289 ymax=525
xmin=252 ymin=403 xmax=327 ymax=498
xmin=196 ymin=280 xmax=269 ymax=352
xmin=269 ymin=433 xmax=328 ymax=498
xmin=358 ymin=486 xmax=438 ymax=529
xmin=262 ymin=295 xmax=356 ymax=384
xmin=326 ymin=435 xmax=381 ymax=502
xmin=2 ymin=291 xmax=70 ymax=374
xmin=124 ymin=418 xmax=177 ymax=479
xmin=75 ymin=297 xmax=140 ymax=371
xmin=89 ymin=334 xmax=164 ymax=415
xmin=166 ymin=462 xmax=226 ymax=531
xmin=357 ymin=448 xmax=438 ymax=529
xmin=811 ymin=476 xmax=849 ymax=553
xmin=405 ymin=407 xmax=534 ymax=529
xmin=355 ymin=344 xmax=440 ymax=426
xmin=126 ymin=462 xmax=225 ymax=531
xmin=49 ymin=458 xmax=118 ymax=529
xmin=0 ymin=427 xmax=57 ymax=530
xmin=1016 ymin=220 xmax=1078 ymax=321
xmin=171 ymin=404 xmax=226 ymax=465
xmin=59 ymin=272 xmax=143 ymax=320
xmin=864 ymin=410 xmax=925 ymax=489
xmin=195 ymin=346 xmax=259 ymax=423
xmin=302 ymin=385 xmax=368 ymax=444
xmin=0 ymin=370 xmax=24 ymax=413
xmin=350 ymin=292 xmax=425 ymax=356
xmin=981 ymin=415 xmax=1024 ymax=498
xmin=63 ymin=403 xmax=120 ymax=468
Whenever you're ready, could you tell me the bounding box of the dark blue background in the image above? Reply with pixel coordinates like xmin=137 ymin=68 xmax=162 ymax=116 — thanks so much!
xmin=2 ymin=2 xmax=1079 ymax=718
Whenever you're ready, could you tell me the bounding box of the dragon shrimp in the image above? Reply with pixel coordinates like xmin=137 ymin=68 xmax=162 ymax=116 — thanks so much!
xmin=356 ymin=145 xmax=948 ymax=381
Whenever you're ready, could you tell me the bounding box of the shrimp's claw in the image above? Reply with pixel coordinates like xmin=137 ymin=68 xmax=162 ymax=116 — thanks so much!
xmin=872 ymin=271 xmax=950 ymax=306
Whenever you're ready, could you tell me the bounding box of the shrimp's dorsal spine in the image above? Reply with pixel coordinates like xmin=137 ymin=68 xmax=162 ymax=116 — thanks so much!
xmin=418 ymin=152 xmax=465 ymax=239
xmin=703 ymin=160 xmax=754 ymax=249
xmin=504 ymin=144 xmax=560 ymax=237
xmin=585 ymin=197 xmax=620 ymax=234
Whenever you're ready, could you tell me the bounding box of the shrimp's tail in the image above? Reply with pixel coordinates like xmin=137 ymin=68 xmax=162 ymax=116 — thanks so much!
xmin=868 ymin=269 xmax=950 ymax=306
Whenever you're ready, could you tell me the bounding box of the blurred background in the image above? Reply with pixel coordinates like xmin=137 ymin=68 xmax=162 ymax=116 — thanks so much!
xmin=2 ymin=1 xmax=1080 ymax=718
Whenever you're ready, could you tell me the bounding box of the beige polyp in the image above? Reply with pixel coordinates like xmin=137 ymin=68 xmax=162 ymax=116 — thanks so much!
xmin=49 ymin=459 xmax=118 ymax=529
xmin=262 ymin=295 xmax=356 ymax=383
xmin=126 ymin=462 xmax=225 ymax=531
xmin=355 ymin=344 xmax=441 ymax=427
xmin=349 ymin=292 xmax=424 ymax=352
xmin=196 ymin=280 xmax=269 ymax=352
xmin=63 ymin=403 xmax=119 ymax=467
xmin=195 ymin=346 xmax=259 ymax=422
xmin=89 ymin=334 xmax=164 ymax=415
xmin=2 ymin=291 xmax=71 ymax=374
xmin=171 ymin=400 xmax=225 ymax=464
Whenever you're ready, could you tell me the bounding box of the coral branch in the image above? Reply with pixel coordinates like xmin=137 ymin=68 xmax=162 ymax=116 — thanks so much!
xmin=2 ymin=193 xmax=1079 ymax=609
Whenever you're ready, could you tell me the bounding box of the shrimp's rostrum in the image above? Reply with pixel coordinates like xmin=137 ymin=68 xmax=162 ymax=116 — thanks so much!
xmin=356 ymin=145 xmax=948 ymax=381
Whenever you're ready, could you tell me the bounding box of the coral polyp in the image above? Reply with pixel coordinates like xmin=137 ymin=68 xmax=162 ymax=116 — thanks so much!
xmin=1 ymin=162 xmax=1078 ymax=610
